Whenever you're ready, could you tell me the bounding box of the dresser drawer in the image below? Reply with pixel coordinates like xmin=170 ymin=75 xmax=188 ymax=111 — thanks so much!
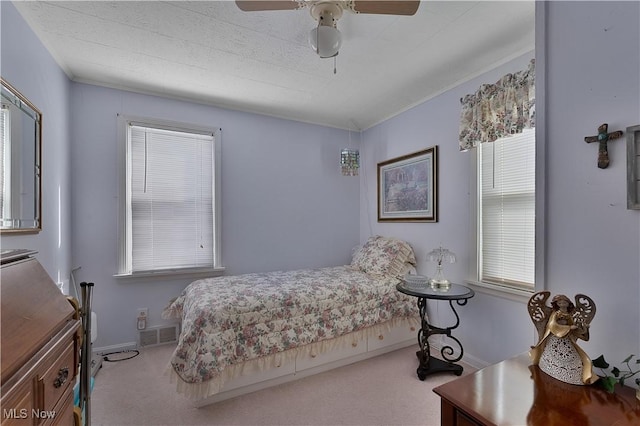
xmin=37 ymin=342 xmax=75 ymax=415
xmin=1 ymin=378 xmax=35 ymax=426
xmin=42 ymin=389 xmax=74 ymax=426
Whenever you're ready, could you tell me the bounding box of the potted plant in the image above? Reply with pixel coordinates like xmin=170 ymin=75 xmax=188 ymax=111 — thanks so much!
xmin=592 ymin=354 xmax=640 ymax=400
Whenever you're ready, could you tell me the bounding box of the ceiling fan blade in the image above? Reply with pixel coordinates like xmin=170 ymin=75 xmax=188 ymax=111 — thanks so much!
xmin=351 ymin=1 xmax=420 ymax=16
xmin=235 ymin=1 xmax=300 ymax=12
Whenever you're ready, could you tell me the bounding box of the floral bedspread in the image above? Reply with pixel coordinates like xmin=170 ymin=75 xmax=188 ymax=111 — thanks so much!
xmin=163 ymin=265 xmax=417 ymax=387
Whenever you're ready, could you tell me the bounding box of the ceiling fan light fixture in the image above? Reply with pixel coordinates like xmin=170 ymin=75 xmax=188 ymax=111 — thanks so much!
xmin=309 ymin=25 xmax=342 ymax=58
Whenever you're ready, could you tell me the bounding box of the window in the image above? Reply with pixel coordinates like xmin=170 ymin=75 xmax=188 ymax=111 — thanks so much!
xmin=460 ymin=58 xmax=540 ymax=297
xmin=117 ymin=116 xmax=222 ymax=276
xmin=477 ymin=128 xmax=535 ymax=292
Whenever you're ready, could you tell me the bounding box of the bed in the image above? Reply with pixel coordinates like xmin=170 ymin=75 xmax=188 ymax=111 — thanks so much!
xmin=162 ymin=235 xmax=421 ymax=406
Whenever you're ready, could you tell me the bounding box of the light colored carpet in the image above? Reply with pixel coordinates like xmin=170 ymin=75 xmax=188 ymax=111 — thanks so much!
xmin=90 ymin=344 xmax=472 ymax=426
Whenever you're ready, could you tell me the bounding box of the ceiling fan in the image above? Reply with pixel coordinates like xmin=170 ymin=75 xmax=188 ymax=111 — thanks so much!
xmin=235 ymin=1 xmax=421 ymax=59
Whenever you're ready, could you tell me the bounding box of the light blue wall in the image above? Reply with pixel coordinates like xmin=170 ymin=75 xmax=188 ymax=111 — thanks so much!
xmin=0 ymin=2 xmax=72 ymax=287
xmin=544 ymin=0 xmax=639 ymax=368
xmin=69 ymin=84 xmax=360 ymax=348
xmin=361 ymin=50 xmax=536 ymax=366
xmin=361 ymin=1 xmax=640 ymax=367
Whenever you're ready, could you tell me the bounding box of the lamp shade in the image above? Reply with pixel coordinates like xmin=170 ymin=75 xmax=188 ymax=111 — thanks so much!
xmin=309 ymin=26 xmax=342 ymax=58
xmin=340 ymin=149 xmax=359 ymax=176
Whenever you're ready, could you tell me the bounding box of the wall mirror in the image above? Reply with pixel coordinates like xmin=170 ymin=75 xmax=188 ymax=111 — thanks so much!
xmin=1 ymin=77 xmax=42 ymax=234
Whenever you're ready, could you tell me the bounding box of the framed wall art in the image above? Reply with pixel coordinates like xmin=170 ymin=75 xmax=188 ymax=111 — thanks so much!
xmin=377 ymin=146 xmax=438 ymax=222
xmin=627 ymin=124 xmax=640 ymax=210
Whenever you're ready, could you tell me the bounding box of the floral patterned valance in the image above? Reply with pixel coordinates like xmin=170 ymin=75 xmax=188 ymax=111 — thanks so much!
xmin=459 ymin=59 xmax=535 ymax=151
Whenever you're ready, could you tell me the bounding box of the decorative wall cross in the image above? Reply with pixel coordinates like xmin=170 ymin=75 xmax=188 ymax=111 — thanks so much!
xmin=584 ymin=123 xmax=623 ymax=169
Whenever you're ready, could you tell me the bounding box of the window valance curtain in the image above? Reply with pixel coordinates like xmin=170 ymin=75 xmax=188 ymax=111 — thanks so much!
xmin=459 ymin=59 xmax=535 ymax=151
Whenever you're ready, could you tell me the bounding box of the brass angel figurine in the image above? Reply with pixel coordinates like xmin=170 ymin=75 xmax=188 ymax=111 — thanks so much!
xmin=527 ymin=291 xmax=598 ymax=385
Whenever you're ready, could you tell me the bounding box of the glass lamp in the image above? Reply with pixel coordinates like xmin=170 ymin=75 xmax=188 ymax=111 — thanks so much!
xmin=309 ymin=26 xmax=342 ymax=58
xmin=427 ymin=245 xmax=456 ymax=290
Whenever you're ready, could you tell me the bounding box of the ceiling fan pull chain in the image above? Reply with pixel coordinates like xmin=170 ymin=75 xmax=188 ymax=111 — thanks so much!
xmin=334 ymin=56 xmax=337 ymax=74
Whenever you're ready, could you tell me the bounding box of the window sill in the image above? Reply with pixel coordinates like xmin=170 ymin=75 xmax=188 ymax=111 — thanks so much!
xmin=464 ymin=279 xmax=535 ymax=304
xmin=114 ymin=267 xmax=225 ymax=280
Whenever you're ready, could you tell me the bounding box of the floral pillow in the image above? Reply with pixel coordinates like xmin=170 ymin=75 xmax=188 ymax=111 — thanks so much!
xmin=351 ymin=235 xmax=416 ymax=278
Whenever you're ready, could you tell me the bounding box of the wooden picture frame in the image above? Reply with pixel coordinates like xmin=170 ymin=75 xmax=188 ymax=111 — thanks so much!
xmin=627 ymin=124 xmax=640 ymax=210
xmin=377 ymin=146 xmax=438 ymax=222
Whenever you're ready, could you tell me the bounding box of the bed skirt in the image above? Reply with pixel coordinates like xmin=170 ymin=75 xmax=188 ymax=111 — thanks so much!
xmin=165 ymin=315 xmax=419 ymax=402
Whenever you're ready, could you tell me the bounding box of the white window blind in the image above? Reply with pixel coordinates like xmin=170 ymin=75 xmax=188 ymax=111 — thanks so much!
xmin=478 ymin=128 xmax=535 ymax=290
xmin=127 ymin=124 xmax=214 ymax=273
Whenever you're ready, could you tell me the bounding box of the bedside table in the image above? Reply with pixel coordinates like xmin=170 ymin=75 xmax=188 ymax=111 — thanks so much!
xmin=396 ymin=282 xmax=474 ymax=380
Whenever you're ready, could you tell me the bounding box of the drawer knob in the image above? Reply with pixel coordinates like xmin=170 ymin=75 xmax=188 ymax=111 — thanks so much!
xmin=351 ymin=342 xmax=358 ymax=347
xmin=378 ymin=335 xmax=384 ymax=340
xmin=53 ymin=367 xmax=69 ymax=388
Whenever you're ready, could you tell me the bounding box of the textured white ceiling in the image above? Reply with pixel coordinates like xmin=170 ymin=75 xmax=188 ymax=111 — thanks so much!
xmin=13 ymin=0 xmax=535 ymax=130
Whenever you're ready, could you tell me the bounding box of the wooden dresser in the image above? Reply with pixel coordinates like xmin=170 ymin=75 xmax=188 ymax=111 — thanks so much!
xmin=1 ymin=250 xmax=80 ymax=426
xmin=433 ymin=352 xmax=640 ymax=426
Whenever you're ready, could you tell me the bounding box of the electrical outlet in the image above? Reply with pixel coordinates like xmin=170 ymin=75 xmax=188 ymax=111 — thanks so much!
xmin=137 ymin=308 xmax=148 ymax=330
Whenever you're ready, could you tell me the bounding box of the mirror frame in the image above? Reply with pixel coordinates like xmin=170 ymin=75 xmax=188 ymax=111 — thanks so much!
xmin=1 ymin=77 xmax=42 ymax=234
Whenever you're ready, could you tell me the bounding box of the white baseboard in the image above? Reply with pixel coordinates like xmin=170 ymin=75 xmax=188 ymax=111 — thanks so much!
xmin=428 ymin=341 xmax=489 ymax=371
xmin=458 ymin=351 xmax=490 ymax=370
xmin=93 ymin=341 xmax=137 ymax=355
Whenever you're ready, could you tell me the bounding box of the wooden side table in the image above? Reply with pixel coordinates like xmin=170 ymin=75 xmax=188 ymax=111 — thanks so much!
xmin=396 ymin=282 xmax=474 ymax=380
xmin=433 ymin=352 xmax=640 ymax=426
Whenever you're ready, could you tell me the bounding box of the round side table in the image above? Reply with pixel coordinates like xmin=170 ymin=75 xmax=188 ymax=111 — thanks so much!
xmin=397 ymin=282 xmax=474 ymax=380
